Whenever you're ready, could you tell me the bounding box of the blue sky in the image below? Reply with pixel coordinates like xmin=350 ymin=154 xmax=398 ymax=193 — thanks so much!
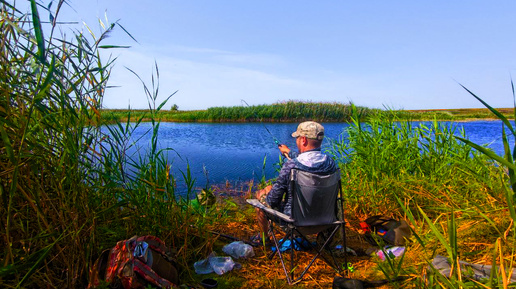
xmin=28 ymin=1 xmax=516 ymax=110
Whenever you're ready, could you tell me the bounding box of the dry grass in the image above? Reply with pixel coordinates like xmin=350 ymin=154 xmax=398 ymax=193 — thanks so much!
xmin=190 ymin=185 xmax=516 ymax=289
xmin=199 ymin=190 xmax=401 ymax=288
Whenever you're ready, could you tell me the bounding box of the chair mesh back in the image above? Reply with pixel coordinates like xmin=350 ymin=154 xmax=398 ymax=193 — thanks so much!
xmin=291 ymin=169 xmax=340 ymax=227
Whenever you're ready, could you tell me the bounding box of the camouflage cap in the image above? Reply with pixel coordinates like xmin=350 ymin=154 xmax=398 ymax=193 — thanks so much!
xmin=291 ymin=121 xmax=324 ymax=140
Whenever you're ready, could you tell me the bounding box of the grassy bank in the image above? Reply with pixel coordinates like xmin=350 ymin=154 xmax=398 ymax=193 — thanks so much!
xmin=0 ymin=2 xmax=223 ymax=287
xmin=197 ymin=107 xmax=516 ymax=288
xmin=100 ymin=106 xmax=514 ymax=124
xmin=399 ymin=107 xmax=515 ymax=121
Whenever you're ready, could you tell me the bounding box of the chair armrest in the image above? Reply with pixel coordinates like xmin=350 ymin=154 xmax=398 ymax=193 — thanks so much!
xmin=246 ymin=199 xmax=294 ymax=223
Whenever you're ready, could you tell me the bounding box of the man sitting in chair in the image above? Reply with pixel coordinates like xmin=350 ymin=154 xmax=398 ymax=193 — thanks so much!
xmin=252 ymin=121 xmax=337 ymax=245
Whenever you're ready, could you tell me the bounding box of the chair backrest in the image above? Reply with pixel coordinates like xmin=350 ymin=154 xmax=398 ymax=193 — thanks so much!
xmin=290 ymin=168 xmax=341 ymax=227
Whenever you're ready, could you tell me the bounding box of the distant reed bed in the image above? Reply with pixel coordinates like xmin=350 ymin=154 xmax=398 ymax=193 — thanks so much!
xmin=101 ymin=101 xmax=376 ymax=123
xmin=102 ymin=105 xmax=514 ymax=124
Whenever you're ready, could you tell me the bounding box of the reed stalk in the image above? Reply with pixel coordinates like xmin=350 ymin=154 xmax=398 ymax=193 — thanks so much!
xmin=0 ymin=2 xmax=224 ymax=287
xmin=328 ymin=107 xmax=501 ymax=215
xmin=326 ymin=103 xmax=514 ymax=287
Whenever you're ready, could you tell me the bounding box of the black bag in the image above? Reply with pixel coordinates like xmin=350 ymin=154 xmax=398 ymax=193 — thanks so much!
xmin=333 ymin=277 xmax=365 ymax=289
xmin=362 ymin=215 xmax=411 ymax=246
xmin=333 ymin=276 xmax=408 ymax=288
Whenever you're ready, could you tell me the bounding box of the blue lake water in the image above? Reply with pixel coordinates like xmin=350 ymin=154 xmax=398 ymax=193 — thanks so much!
xmin=126 ymin=120 xmax=513 ymax=193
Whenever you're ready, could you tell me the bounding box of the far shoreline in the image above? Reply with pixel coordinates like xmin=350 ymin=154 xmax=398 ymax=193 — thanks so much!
xmin=99 ymin=106 xmax=514 ymax=124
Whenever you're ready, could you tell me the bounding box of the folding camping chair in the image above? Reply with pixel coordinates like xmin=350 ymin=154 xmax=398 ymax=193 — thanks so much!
xmin=247 ymin=168 xmax=347 ymax=285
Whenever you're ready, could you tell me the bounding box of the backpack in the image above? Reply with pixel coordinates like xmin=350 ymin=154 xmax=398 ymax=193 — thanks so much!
xmin=361 ymin=215 xmax=411 ymax=246
xmin=88 ymin=235 xmax=179 ymax=288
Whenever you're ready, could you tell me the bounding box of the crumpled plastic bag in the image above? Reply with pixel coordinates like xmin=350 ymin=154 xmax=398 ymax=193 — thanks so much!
xmin=222 ymin=241 xmax=255 ymax=259
xmin=376 ymin=246 xmax=405 ymax=261
xmin=193 ymin=252 xmax=241 ymax=275
xmin=431 ymin=254 xmax=516 ymax=283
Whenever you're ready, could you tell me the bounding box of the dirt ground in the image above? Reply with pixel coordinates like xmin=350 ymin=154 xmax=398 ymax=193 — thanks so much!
xmin=205 ymin=189 xmax=406 ymax=288
xmin=212 ymin=219 xmax=401 ymax=288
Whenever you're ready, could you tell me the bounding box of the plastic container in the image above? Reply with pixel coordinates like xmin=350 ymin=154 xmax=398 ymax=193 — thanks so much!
xmin=193 ymin=252 xmax=238 ymax=275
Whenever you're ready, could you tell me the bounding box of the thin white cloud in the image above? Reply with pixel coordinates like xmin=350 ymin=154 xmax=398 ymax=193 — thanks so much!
xmin=137 ymin=44 xmax=287 ymax=68
xmin=168 ymin=45 xmax=232 ymax=55
xmin=102 ymin=48 xmax=305 ymax=109
xmin=101 ymin=45 xmax=515 ymax=111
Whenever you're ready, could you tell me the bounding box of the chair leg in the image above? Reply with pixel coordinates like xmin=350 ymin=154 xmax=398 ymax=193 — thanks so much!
xmin=267 ymin=222 xmax=290 ymax=259
xmin=266 ymin=222 xmax=347 ymax=284
xmin=267 ymin=220 xmax=277 ymax=259
xmin=338 ymin=184 xmax=349 ymax=275
xmin=290 ymin=231 xmax=294 ymax=283
xmin=327 ymin=225 xmax=344 ymax=274
xmin=279 ymin=230 xmax=294 ymax=284
xmin=268 ymin=220 xmax=294 ymax=285
xmin=290 ymin=225 xmax=345 ymax=284
xmin=342 ymin=222 xmax=348 ymax=275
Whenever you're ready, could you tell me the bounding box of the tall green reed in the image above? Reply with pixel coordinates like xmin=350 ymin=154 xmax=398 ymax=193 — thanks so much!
xmin=0 ymin=1 xmax=124 ymax=286
xmin=328 ymin=108 xmax=501 ymax=215
xmin=331 ymin=104 xmax=512 ymax=287
xmin=389 ymin=85 xmax=516 ymax=288
xmin=0 ymin=2 xmax=224 ymax=287
xmin=451 ymin=83 xmax=515 ymax=287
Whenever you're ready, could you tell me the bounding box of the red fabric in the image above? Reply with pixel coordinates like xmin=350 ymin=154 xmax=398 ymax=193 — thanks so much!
xmin=360 ymin=222 xmax=371 ymax=233
xmin=134 ymin=259 xmax=173 ymax=288
xmin=89 ymin=235 xmax=177 ymax=288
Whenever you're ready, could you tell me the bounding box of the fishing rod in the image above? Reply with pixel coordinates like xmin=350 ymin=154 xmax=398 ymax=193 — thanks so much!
xmin=241 ymin=99 xmax=291 ymax=160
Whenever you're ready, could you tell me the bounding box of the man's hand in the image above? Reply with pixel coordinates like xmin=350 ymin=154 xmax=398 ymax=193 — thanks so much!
xmin=278 ymin=144 xmax=290 ymax=156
